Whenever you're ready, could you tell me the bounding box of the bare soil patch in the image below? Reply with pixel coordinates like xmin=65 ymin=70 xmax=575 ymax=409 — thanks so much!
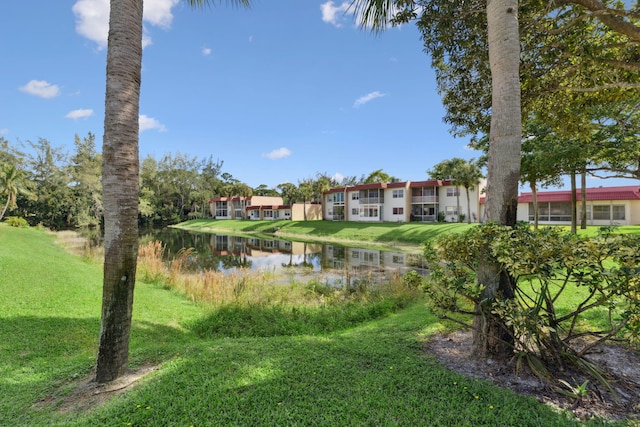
xmin=35 ymin=366 xmax=157 ymax=414
xmin=427 ymin=331 xmax=640 ymax=422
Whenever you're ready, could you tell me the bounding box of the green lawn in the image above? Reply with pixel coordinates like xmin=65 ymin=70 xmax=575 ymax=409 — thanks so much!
xmin=175 ymin=219 xmax=476 ymax=251
xmin=0 ymin=223 xmax=617 ymax=426
xmin=176 ymin=219 xmax=640 ymax=251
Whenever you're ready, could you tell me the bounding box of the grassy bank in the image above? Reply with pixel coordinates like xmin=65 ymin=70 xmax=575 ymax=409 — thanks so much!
xmin=174 ymin=219 xmax=640 ymax=252
xmin=0 ymin=223 xmax=616 ymax=426
xmin=174 ymin=219 xmax=476 ymax=252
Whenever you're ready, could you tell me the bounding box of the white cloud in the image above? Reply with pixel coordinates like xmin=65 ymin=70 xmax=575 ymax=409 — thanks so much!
xmin=72 ymin=0 xmax=110 ymax=49
xmin=201 ymin=47 xmax=212 ymax=56
xmin=139 ymin=114 xmax=167 ymax=132
xmin=263 ymin=147 xmax=292 ymax=160
xmin=144 ymin=0 xmax=179 ymax=29
xmin=73 ymin=0 xmax=179 ymax=49
xmin=320 ymin=1 xmax=352 ymax=28
xmin=353 ymin=91 xmax=385 ymax=108
xmin=66 ymin=109 xmax=94 ymax=120
xmin=19 ymin=80 xmax=60 ymax=99
xmin=0 ymin=128 xmax=8 ymax=135
xmin=332 ymin=172 xmax=345 ymax=183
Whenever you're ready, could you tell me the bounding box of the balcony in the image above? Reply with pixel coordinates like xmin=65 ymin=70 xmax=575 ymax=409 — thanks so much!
xmin=411 ymin=196 xmax=438 ymax=203
xmin=359 ymin=197 xmax=383 ymax=204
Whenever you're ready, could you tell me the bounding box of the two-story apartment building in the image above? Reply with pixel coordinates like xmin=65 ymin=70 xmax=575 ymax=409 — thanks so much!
xmin=324 ymin=179 xmax=485 ymax=223
xmin=209 ymin=196 xmax=322 ymax=221
xmin=210 ymin=196 xmax=284 ymax=220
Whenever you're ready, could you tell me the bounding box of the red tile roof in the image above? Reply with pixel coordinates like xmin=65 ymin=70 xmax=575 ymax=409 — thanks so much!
xmin=409 ymin=179 xmax=450 ymax=187
xmin=518 ymin=186 xmax=640 ymax=203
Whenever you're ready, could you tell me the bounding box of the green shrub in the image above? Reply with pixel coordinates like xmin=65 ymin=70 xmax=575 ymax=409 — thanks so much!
xmin=5 ymin=216 xmax=29 ymax=228
xmin=423 ymin=223 xmax=640 ymax=385
xmin=402 ymin=270 xmax=424 ymax=289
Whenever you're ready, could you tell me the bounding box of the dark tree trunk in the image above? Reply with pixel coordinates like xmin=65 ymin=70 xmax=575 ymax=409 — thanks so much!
xmin=530 ymin=181 xmax=538 ymax=230
xmin=570 ymin=172 xmax=577 ymax=234
xmin=580 ymin=170 xmax=587 ymax=229
xmin=95 ymin=0 xmax=143 ymax=384
xmin=475 ymin=0 xmax=522 ymax=358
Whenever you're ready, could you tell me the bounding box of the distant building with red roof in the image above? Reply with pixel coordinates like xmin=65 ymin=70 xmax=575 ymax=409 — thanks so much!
xmin=516 ymin=185 xmax=640 ymax=225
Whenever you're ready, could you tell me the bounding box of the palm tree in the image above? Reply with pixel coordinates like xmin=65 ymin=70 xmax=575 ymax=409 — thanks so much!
xmin=455 ymin=160 xmax=484 ymax=224
xmin=428 ymin=157 xmax=466 ymax=222
xmin=351 ymin=0 xmax=521 ymax=357
xmin=0 ymin=165 xmax=31 ymax=221
xmin=96 ymin=0 xmax=251 ymax=383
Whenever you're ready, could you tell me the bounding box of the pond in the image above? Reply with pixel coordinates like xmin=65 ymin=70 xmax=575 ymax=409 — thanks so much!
xmin=138 ymin=227 xmax=428 ymax=280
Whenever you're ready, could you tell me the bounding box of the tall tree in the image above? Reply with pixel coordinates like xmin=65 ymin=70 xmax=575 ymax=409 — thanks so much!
xmin=519 ymin=121 xmax=563 ymax=229
xmin=456 ymin=160 xmax=484 ymax=223
xmin=96 ymin=0 xmax=251 ymax=383
xmin=95 ymin=0 xmax=144 ymax=383
xmin=0 ymin=165 xmax=32 ymax=221
xmin=297 ymin=179 xmax=315 ymax=220
xmin=352 ymin=0 xmax=521 ymax=356
xmin=363 ymin=168 xmax=395 ymax=184
xmin=277 ymin=182 xmax=299 ymax=205
xmin=26 ymin=138 xmax=73 ymax=228
xmin=70 ymin=133 xmax=103 ymax=227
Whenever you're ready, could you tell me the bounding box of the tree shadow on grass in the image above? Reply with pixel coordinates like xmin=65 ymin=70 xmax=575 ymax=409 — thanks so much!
xmin=0 ymin=315 xmax=194 ymax=426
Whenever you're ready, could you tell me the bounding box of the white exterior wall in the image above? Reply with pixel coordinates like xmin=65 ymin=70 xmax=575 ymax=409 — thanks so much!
xmin=440 ymin=184 xmax=482 ymax=223
xmin=346 ymin=190 xmax=361 ymax=221
xmin=383 ymin=187 xmax=408 ymax=222
xmin=517 ymin=203 xmax=530 ymax=222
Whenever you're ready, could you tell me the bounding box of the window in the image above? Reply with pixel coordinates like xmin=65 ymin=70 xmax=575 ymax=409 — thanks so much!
xmin=263 ymin=210 xmax=274 ymax=218
xmin=392 ymin=255 xmax=404 ymax=264
xmin=593 ymin=206 xmax=610 ymax=220
xmin=352 ymin=208 xmax=359 ymax=215
xmin=327 ymin=195 xmax=334 ymax=203
xmin=215 ymin=201 xmax=228 ymax=217
xmin=392 ymin=189 xmax=404 ymax=198
xmin=393 ymin=207 xmax=404 ymax=215
xmin=446 ymin=188 xmax=460 ymax=197
xmin=334 ymin=192 xmax=344 ymax=203
xmin=351 ymin=193 xmax=359 ymax=200
xmin=613 ymin=205 xmax=625 ymax=220
xmin=445 ymin=206 xmax=458 ymax=215
xmin=359 ymin=207 xmax=379 ymax=218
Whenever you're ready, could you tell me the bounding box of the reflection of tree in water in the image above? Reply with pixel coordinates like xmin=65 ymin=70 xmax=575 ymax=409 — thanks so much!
xmin=282 ymin=242 xmax=315 ymax=269
xmin=221 ymin=253 xmax=252 ymax=270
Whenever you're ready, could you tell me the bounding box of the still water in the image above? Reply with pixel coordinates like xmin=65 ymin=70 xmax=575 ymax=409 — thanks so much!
xmin=138 ymin=227 xmax=428 ymax=278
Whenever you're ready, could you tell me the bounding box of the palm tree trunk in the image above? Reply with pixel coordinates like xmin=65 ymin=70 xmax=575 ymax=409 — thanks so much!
xmin=475 ymin=0 xmax=521 ymax=357
xmin=95 ymin=0 xmax=143 ymax=384
xmin=465 ymin=186 xmax=472 ymax=224
xmin=456 ymin=187 xmax=460 ymax=222
xmin=570 ymin=172 xmax=577 ymax=234
xmin=580 ymin=169 xmax=587 ymax=229
xmin=530 ymin=181 xmax=539 ymax=230
xmin=0 ymin=197 xmax=9 ymax=222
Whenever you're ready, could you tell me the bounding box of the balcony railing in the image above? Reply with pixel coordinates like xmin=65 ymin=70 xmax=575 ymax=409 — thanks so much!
xmin=359 ymin=197 xmax=382 ymax=204
xmin=412 ymin=214 xmax=437 ymax=222
xmin=411 ymin=196 xmax=438 ymax=203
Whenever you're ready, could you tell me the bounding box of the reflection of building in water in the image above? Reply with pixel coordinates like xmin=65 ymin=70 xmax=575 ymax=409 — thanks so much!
xmin=208 ymin=234 xmax=321 ymax=258
xmin=323 ymin=245 xmax=424 ymax=274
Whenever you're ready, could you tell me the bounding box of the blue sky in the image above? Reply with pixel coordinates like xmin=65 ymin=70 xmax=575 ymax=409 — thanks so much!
xmin=0 ymin=1 xmax=629 ymax=190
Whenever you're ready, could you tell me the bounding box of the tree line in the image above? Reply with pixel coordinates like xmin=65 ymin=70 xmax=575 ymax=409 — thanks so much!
xmin=0 ymin=135 xmax=413 ymax=229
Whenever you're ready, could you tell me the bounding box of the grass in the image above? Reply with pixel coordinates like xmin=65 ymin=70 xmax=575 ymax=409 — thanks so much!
xmin=176 ymin=219 xmax=640 ymax=251
xmin=0 ymin=223 xmax=623 ymax=426
xmin=175 ymin=219 xmax=476 ymax=247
